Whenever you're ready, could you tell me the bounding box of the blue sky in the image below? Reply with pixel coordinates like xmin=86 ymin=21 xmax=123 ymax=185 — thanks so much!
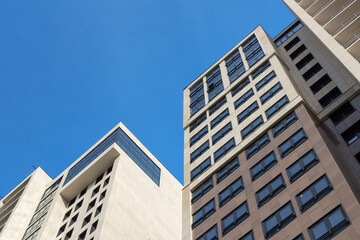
xmin=0 ymin=0 xmax=295 ymax=196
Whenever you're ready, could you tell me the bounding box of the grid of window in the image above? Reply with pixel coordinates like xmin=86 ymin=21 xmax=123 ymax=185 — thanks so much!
xmin=239 ymin=230 xmax=255 ymax=240
xmin=319 ymin=87 xmax=342 ymax=108
xmin=212 ymin=122 xmax=232 ymax=145
xmin=190 ymin=113 xmax=207 ymax=132
xmin=192 ymin=199 xmax=216 ymax=228
xmin=250 ymin=151 xmax=277 ymax=181
xmin=192 ymin=178 xmax=213 ymax=203
xmin=302 ymin=63 xmax=323 ymax=81
xmin=190 ymin=81 xmax=205 ymax=116
xmin=216 ymin=157 xmax=240 ymax=183
xmin=231 ymin=77 xmax=250 ymax=97
xmin=279 ymin=129 xmax=307 ymax=158
xmin=207 ymin=66 xmax=224 ymax=101
xmin=246 ymin=133 xmax=271 ymax=159
xmin=290 ymin=44 xmax=307 ymax=60
xmin=260 ymin=82 xmax=283 ymax=104
xmin=309 ymin=74 xmax=332 ymax=94
xmin=237 ymin=101 xmax=259 ymax=124
xmin=296 ymin=175 xmax=333 ymax=212
xmin=242 ymin=35 xmax=265 ymax=67
xmin=196 ymin=224 xmax=218 ymax=240
xmin=262 ymin=201 xmax=296 ymax=239
xmin=209 ymin=97 xmax=227 ymax=116
xmin=256 ymin=174 xmax=286 ymax=208
xmin=295 ymin=53 xmax=314 ymax=70
xmin=191 ymin=157 xmax=211 ymax=181
xmin=226 ymin=50 xmax=245 ymax=83
xmin=251 ymin=61 xmax=271 ymax=80
xmin=221 ymin=201 xmax=249 ymax=236
xmin=265 ymin=95 xmax=289 ymax=119
xmin=218 ymin=177 xmax=244 ymax=207
xmin=284 ymin=36 xmax=301 ymax=51
xmin=328 ymin=102 xmax=355 ymax=126
xmin=214 ymin=138 xmax=236 ymax=162
xmin=190 ymin=126 xmax=208 ymax=147
xmin=242 ymin=115 xmax=264 ymax=139
xmin=234 ymin=88 xmax=254 ymax=110
xmin=190 ymin=141 xmax=210 ymax=163
xmin=308 ymin=205 xmax=350 ymax=240
xmin=272 ymin=111 xmax=298 ymax=138
xmin=211 ymin=109 xmax=229 ymax=129
xmin=255 ymin=70 xmax=276 ymax=91
xmin=341 ymin=120 xmax=360 ymax=145
xmin=275 ymin=21 xmax=303 ymax=47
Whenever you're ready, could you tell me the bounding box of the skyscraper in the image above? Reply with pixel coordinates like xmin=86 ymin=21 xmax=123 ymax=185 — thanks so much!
xmin=182 ymin=2 xmax=360 ymax=239
xmin=0 ymin=123 xmax=182 ymax=240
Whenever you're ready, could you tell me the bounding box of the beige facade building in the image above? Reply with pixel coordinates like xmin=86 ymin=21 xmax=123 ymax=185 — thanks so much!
xmin=182 ymin=2 xmax=360 ymax=239
xmin=0 ymin=123 xmax=182 ymax=240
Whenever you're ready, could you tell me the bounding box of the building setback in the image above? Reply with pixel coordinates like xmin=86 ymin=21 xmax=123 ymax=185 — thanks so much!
xmin=0 ymin=123 xmax=182 ymax=240
xmin=182 ymin=1 xmax=360 ymax=239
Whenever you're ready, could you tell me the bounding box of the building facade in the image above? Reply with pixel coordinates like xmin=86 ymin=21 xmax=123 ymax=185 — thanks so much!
xmin=0 ymin=123 xmax=182 ymax=240
xmin=182 ymin=3 xmax=360 ymax=239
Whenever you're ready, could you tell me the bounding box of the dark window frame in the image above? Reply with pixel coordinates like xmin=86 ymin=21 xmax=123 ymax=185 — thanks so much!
xmin=250 ymin=151 xmax=277 ymax=181
xmin=286 ymin=149 xmax=319 ymax=183
xmin=192 ymin=199 xmax=216 ymax=229
xmin=192 ymin=177 xmax=214 ymax=204
xmin=218 ymin=176 xmax=244 ymax=207
xmin=255 ymin=174 xmax=286 ymax=208
xmin=216 ymin=157 xmax=240 ymax=183
xmin=278 ymin=129 xmax=308 ymax=158
xmin=191 ymin=157 xmax=211 ymax=181
xmin=271 ymin=111 xmax=298 ymax=138
xmin=221 ymin=201 xmax=250 ymax=236
xmin=246 ymin=133 xmax=271 ymax=159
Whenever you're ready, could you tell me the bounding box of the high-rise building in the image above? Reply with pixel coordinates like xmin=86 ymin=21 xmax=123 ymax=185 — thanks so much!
xmin=0 ymin=123 xmax=182 ymax=240
xmin=182 ymin=2 xmax=360 ymax=239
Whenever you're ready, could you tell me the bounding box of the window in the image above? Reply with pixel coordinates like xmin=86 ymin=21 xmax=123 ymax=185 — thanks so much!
xmin=287 ymin=149 xmax=319 ymax=183
xmin=319 ymin=87 xmax=342 ymax=108
xmin=260 ymin=82 xmax=283 ymax=104
xmin=308 ymin=205 xmax=350 ymax=240
xmin=242 ymin=35 xmax=265 ymax=67
xmin=279 ymin=129 xmax=307 ymax=158
xmin=107 ymin=165 xmax=113 ymax=174
xmin=256 ymin=175 xmax=286 ymax=207
xmin=302 ymin=63 xmax=322 ymax=81
xmin=190 ymin=113 xmax=207 ymax=132
xmin=296 ymin=175 xmax=333 ymax=212
xmin=239 ymin=230 xmax=254 ymax=240
xmin=275 ymin=21 xmax=303 ymax=47
xmin=284 ymin=36 xmax=300 ymax=51
xmin=207 ymin=66 xmax=224 ymax=101
xmin=216 ymin=157 xmax=239 ymax=183
xmin=190 ymin=141 xmax=210 ymax=163
xmin=255 ymin=70 xmax=276 ymax=91
xmin=192 ymin=199 xmax=216 ymax=228
xmin=191 ymin=157 xmax=211 ymax=181
xmin=103 ymin=177 xmax=110 ymax=187
xmin=226 ymin=50 xmax=245 ymax=83
xmin=272 ymin=111 xmax=298 ymax=138
xmin=92 ymin=186 xmax=100 ymax=197
xmin=95 ymin=205 xmax=102 ymax=217
xmin=231 ymin=77 xmax=250 ymax=97
xmin=290 ymin=44 xmax=306 ymax=60
xmin=65 ymin=229 xmax=73 ymax=240
xmin=221 ymin=201 xmax=249 ymax=236
xmin=265 ymin=95 xmax=289 ymax=119
xmin=87 ymin=199 xmax=96 ymax=212
xmin=209 ymin=97 xmax=227 ymax=116
xmin=70 ymin=214 xmax=78 ymax=226
xmin=79 ymin=187 xmax=87 ymax=198
xmin=295 ymin=53 xmax=314 ymax=70
xmin=90 ymin=220 xmax=98 ymax=234
xmin=250 ymin=151 xmax=277 ymax=181
xmin=341 ymin=120 xmax=360 ymax=145
xmin=241 ymin=115 xmax=264 ymax=139
xmin=262 ymin=201 xmax=296 ymax=239
xmin=214 ymin=138 xmax=235 ymax=162
xmin=218 ymin=177 xmax=244 ymax=207
xmin=196 ymin=224 xmax=218 ymax=240
xmin=99 ymin=190 xmax=106 ymax=201
xmin=246 ymin=133 xmax=271 ymax=159
xmin=95 ymin=174 xmax=103 ymax=184
xmin=63 ymin=210 xmax=71 ymax=221
xmin=57 ymin=224 xmax=66 ymax=237
xmin=212 ymin=122 xmax=232 ymax=145
xmin=251 ymin=61 xmax=271 ymax=79
xmin=211 ymin=109 xmax=229 ymax=129
xmin=78 ymin=230 xmax=87 ymax=240
xmin=237 ymin=101 xmax=259 ymax=124
xmin=82 ymin=214 xmax=91 ymax=227
xmin=328 ymin=102 xmax=355 ymax=126
xmin=75 ymin=200 xmax=83 ymax=211
xmin=190 ymin=81 xmax=205 ymax=115
xmin=192 ymin=178 xmax=214 ymax=203
xmin=68 ymin=197 xmax=76 ymax=207
xmin=234 ymin=88 xmax=254 ymax=110
xmin=190 ymin=126 xmax=208 ymax=147
xmin=293 ymin=233 xmax=305 ymax=240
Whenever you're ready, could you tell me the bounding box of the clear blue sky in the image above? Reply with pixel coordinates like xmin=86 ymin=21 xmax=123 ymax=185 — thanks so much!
xmin=0 ymin=0 xmax=295 ymax=196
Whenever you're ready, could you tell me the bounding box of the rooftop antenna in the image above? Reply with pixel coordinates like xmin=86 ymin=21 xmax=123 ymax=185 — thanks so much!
xmin=33 ymin=165 xmax=36 ymax=170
